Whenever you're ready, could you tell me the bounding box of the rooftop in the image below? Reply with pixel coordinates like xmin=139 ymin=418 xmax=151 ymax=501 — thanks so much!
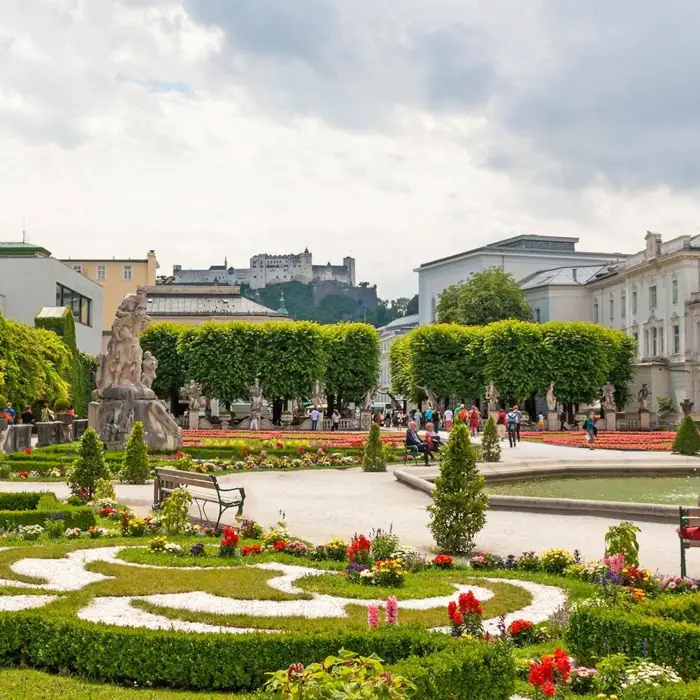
xmin=144 ymin=285 xmax=284 ymax=317
xmin=518 ymin=265 xmax=613 ymax=290
xmin=381 ymin=313 xmax=420 ymax=330
xmin=0 ymin=242 xmax=51 ymax=258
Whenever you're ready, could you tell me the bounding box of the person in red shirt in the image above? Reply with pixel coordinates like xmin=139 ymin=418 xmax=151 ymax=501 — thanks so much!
xmin=457 ymin=405 xmax=468 ymax=424
xmin=496 ymin=409 xmax=507 ymax=441
xmin=469 ymin=407 xmax=479 ymax=437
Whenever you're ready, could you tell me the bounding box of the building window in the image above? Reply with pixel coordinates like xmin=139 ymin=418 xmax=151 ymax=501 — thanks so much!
xmin=621 ymin=292 xmax=626 ymax=319
xmin=632 ymin=290 xmax=637 ymax=314
xmin=651 ymin=327 xmax=658 ymax=356
xmin=97 ymin=265 xmax=106 ymax=280
xmin=659 ymin=326 xmax=664 ymax=355
xmin=609 ymin=297 xmax=614 ymax=322
xmin=633 ymin=331 xmax=639 ymax=353
xmin=123 ymin=264 xmax=132 ymax=281
xmin=649 ymin=285 xmax=657 ymax=310
xmin=55 ymin=283 xmax=92 ymax=326
xmin=593 ymin=302 xmax=599 ymax=323
xmin=72 ymin=264 xmax=83 ymax=274
xmin=672 ymin=279 xmax=678 ymax=304
xmin=644 ymin=329 xmax=650 ymax=357
xmin=673 ymin=324 xmax=680 ymax=354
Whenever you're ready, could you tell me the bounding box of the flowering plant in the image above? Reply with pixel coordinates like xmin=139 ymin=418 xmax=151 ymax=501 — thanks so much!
xmin=528 ymin=648 xmax=571 ymax=697
xmin=149 ymin=536 xmax=167 ymax=551
xmin=24 ymin=447 xmax=32 ymax=455
xmin=569 ymin=666 xmax=597 ymax=694
xmin=64 ymin=528 xmax=81 ymax=540
xmin=239 ymin=519 xmax=264 ymax=539
xmin=99 ymin=507 xmax=119 ymax=518
xmin=541 ymin=549 xmax=575 ymax=575
xmin=18 ymin=524 xmax=44 ymax=541
xmin=219 ymin=526 xmax=240 ymax=557
xmin=621 ymin=660 xmax=682 ymax=690
xmin=18 ymin=472 xmax=28 ymax=479
xmin=347 ymin=534 xmax=372 ymax=565
xmin=283 ymin=541 xmax=309 ymax=557
xmin=508 ymin=619 xmax=537 ymax=647
xmin=470 ymin=552 xmax=503 ymax=570
xmin=88 ymin=526 xmax=107 ymax=539
xmin=345 ymin=561 xmax=370 ymax=582
xmin=447 ymin=591 xmax=483 ymax=637
xmin=385 ymin=596 xmax=398 ymax=624
xmin=241 ymin=544 xmax=262 ymax=556
xmin=658 ymin=575 xmax=698 ymax=593
xmin=164 ymin=542 xmax=183 ymax=556
xmin=432 ymin=554 xmax=454 ymax=569
xmin=373 ymin=559 xmax=406 ymax=587
xmin=190 ymin=543 xmax=205 ymax=556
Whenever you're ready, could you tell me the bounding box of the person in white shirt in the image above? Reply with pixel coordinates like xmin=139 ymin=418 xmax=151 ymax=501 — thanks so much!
xmin=331 ymin=409 xmax=340 ymax=431
xmin=444 ymin=408 xmax=453 ymax=431
xmin=311 ymin=407 xmax=320 ymax=431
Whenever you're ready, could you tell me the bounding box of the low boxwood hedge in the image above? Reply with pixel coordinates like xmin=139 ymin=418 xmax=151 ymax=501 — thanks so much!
xmin=0 ymin=616 xmax=513 ymax=697
xmin=567 ymin=595 xmax=700 ymax=680
xmin=0 ymin=492 xmax=43 ymax=511
xmin=0 ymin=492 xmax=95 ymax=530
xmin=623 ymin=680 xmax=700 ymax=699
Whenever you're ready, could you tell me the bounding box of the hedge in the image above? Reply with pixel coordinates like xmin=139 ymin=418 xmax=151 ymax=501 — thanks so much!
xmin=0 ymin=492 xmax=44 ymax=511
xmin=623 ymin=680 xmax=700 ymax=699
xmin=0 ymin=492 xmax=95 ymax=530
xmin=567 ymin=596 xmax=700 ymax=680
xmin=0 ymin=618 xmax=512 ymax=695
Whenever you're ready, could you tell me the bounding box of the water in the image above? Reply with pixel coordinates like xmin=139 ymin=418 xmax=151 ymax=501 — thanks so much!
xmin=486 ymin=475 xmax=700 ymax=505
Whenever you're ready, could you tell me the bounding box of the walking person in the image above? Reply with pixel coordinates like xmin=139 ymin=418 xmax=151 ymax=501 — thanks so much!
xmin=433 ymin=408 xmax=441 ymax=433
xmin=457 ymin=404 xmax=468 ymax=424
xmin=414 ymin=409 xmax=422 ymax=429
xmin=583 ymin=410 xmax=597 ymax=450
xmin=513 ymin=406 xmax=522 ymax=442
xmin=537 ymin=413 xmax=545 ymax=432
xmin=311 ymin=406 xmax=320 ymax=431
xmin=469 ymin=407 xmax=479 ymax=438
xmin=443 ymin=407 xmax=453 ymax=431
xmin=331 ymin=409 xmax=340 ymax=431
xmin=496 ymin=408 xmax=507 ymax=442
xmin=425 ymin=405 xmax=433 ymax=425
xmin=506 ymin=406 xmax=519 ymax=447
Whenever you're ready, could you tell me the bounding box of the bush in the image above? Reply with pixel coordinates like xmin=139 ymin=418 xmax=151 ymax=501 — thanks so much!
xmin=362 ymin=422 xmax=386 ymax=472
xmin=623 ymin=680 xmax=700 ymax=699
xmin=0 ymin=492 xmax=43 ymax=511
xmin=121 ymin=421 xmax=150 ymax=484
xmin=428 ymin=421 xmax=487 ymax=553
xmin=605 ymin=521 xmax=641 ymax=567
xmin=480 ymin=417 xmax=501 ymax=462
xmin=540 ymin=549 xmax=575 ymax=574
xmin=161 ymin=487 xmax=192 ymax=535
xmin=68 ymin=428 xmax=109 ymax=498
xmin=92 ymin=478 xmax=116 ymax=502
xmin=0 ymin=504 xmax=95 ymax=531
xmin=672 ymin=414 xmax=700 ymax=455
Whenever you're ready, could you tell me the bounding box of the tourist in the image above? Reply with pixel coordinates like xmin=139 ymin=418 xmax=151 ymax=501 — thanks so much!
xmin=496 ymin=408 xmax=507 ymax=441
xmin=311 ymin=406 xmax=320 ymax=431
xmin=537 ymin=413 xmax=545 ymax=431
xmin=331 ymin=409 xmax=340 ymax=431
xmin=414 ymin=409 xmax=422 ymax=429
xmin=423 ymin=421 xmax=441 ymax=457
xmin=433 ymin=408 xmax=441 ymax=433
xmin=506 ymin=406 xmax=519 ymax=447
xmin=514 ymin=405 xmax=523 ymax=442
xmin=443 ymin=407 xmax=453 ymax=431
xmin=469 ymin=407 xmax=479 ymax=438
xmin=375 ymin=409 xmax=382 ymax=424
xmin=457 ymin=405 xmax=468 ymax=423
xmin=66 ymin=405 xmax=76 ymax=417
xmin=40 ymin=402 xmax=54 ymax=422
xmin=3 ymin=402 xmax=16 ymax=425
xmin=20 ymin=406 xmax=34 ymax=426
xmin=583 ymin=410 xmax=596 ymax=449
xmin=405 ymin=420 xmax=430 ymax=465
xmin=425 ymin=405 xmax=433 ymax=424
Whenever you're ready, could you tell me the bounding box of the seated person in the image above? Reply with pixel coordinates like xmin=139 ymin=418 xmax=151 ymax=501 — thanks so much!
xmin=423 ymin=421 xmax=442 ymax=453
xmin=405 ymin=421 xmax=430 ymax=465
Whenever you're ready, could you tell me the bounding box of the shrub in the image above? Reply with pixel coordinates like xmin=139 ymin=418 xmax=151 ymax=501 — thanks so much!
xmin=480 ymin=416 xmax=501 ymax=462
xmin=127 ymin=517 xmax=147 ymax=537
xmin=0 ymin=494 xmax=94 ymax=531
xmin=362 ymin=422 xmax=386 ymax=472
xmin=370 ymin=530 xmax=400 ymax=561
xmin=239 ymin=519 xmax=264 ymax=539
xmin=540 ymin=549 xmax=575 ymax=575
xmin=673 ymin=414 xmax=700 ymax=455
xmin=428 ymin=421 xmax=487 ymax=553
xmin=161 ymin=487 xmax=192 ymax=535
xmin=92 ymin=478 xmax=116 ymax=502
xmin=121 ymin=421 xmax=150 ymax=484
xmin=68 ymin=428 xmax=109 ymax=498
xmin=605 ymin=521 xmax=641 ymax=567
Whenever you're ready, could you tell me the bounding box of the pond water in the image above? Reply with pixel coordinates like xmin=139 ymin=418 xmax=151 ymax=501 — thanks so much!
xmin=485 ymin=475 xmax=700 ymax=505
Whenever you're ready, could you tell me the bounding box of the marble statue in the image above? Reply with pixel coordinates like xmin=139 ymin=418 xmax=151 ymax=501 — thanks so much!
xmin=0 ymin=423 xmax=7 ymax=453
xmin=89 ymin=286 xmax=181 ymax=451
xmin=421 ymin=386 xmax=439 ymax=412
xmin=602 ymin=382 xmax=616 ymax=413
xmin=363 ymin=387 xmax=376 ymax=411
xmin=140 ymin=351 xmax=158 ymax=390
xmin=638 ymin=384 xmax=651 ymax=412
xmin=546 ymin=382 xmax=557 ymax=412
xmin=485 ymin=382 xmax=500 ymax=411
xmin=312 ymin=380 xmax=325 ymax=410
xmin=182 ymin=380 xmax=204 ymax=410
xmin=249 ymin=378 xmax=264 ymax=430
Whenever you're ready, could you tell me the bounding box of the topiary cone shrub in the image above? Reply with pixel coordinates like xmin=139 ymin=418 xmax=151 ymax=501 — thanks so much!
xmin=673 ymin=414 xmax=700 ymax=456
xmin=428 ymin=420 xmax=487 ymax=554
xmin=68 ymin=427 xmax=109 ymax=498
xmin=122 ymin=421 xmax=151 ymax=484
xmin=481 ymin=416 xmax=501 ymax=463
xmin=362 ymin=421 xmax=387 ymax=472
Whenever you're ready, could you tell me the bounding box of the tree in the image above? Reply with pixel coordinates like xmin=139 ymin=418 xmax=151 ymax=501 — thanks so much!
xmin=673 ymin=415 xmax=700 ymax=455
xmin=436 ymin=267 xmax=531 ymax=326
xmin=481 ymin=416 xmax=501 ymax=462
xmin=122 ymin=421 xmax=150 ymax=484
xmin=141 ymin=323 xmax=189 ymax=412
xmin=68 ymin=427 xmax=109 ymax=498
xmin=362 ymin=422 xmax=386 ymax=472
xmin=406 ymin=294 xmax=419 ymax=316
xmin=427 ymin=421 xmax=487 ymax=553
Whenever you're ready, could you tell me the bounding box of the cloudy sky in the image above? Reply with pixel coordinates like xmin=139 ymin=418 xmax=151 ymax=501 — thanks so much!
xmin=1 ymin=0 xmax=699 ymax=298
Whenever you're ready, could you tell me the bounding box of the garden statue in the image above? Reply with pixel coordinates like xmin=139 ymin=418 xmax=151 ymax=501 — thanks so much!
xmin=421 ymin=386 xmax=439 ymax=412
xmin=249 ymin=378 xmax=264 ymax=430
xmin=140 ymin=351 xmax=158 ymax=390
xmin=638 ymin=384 xmax=651 ymax=412
xmin=182 ymin=380 xmax=204 ymax=410
xmin=485 ymin=382 xmax=500 ymax=411
xmin=546 ymin=382 xmax=557 ymax=412
xmin=90 ymin=286 xmax=181 ymax=451
xmin=364 ymin=387 xmax=376 ymax=411
xmin=312 ymin=380 xmax=325 ymax=410
xmin=0 ymin=422 xmax=7 ymax=453
xmin=602 ymin=382 xmax=616 ymax=413
xmin=681 ymin=398 xmax=694 ymax=416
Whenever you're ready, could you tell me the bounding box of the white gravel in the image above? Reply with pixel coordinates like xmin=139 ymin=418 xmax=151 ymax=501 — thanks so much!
xmin=0 ymin=595 xmax=57 ymax=611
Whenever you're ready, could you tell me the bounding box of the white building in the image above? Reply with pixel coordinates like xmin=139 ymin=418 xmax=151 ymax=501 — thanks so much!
xmin=375 ymin=314 xmax=419 ymax=406
xmin=0 ymin=242 xmax=103 ymax=354
xmin=416 ymin=235 xmax=626 ymax=325
xmin=172 ymin=249 xmax=356 ymax=290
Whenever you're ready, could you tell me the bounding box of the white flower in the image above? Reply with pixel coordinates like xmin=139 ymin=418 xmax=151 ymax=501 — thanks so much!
xmin=164 ymin=543 xmax=183 ymax=555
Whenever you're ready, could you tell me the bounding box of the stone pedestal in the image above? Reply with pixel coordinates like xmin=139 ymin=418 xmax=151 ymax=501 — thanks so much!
xmin=73 ymin=419 xmax=88 ymax=441
xmin=36 ymin=421 xmax=61 ymax=448
xmin=606 ymin=413 xmax=617 ymax=431
xmin=88 ymin=402 xmax=100 ymax=430
xmin=236 ymin=416 xmax=275 ymax=431
xmin=89 ymin=398 xmax=182 ymax=451
xmin=58 ymin=414 xmax=74 ymax=443
xmin=488 ymin=411 xmax=499 ymax=425
xmin=547 ymin=411 xmax=558 ymax=431
xmin=189 ymin=412 xmax=199 ymax=430
xmin=639 ymin=411 xmax=650 ymax=431
xmin=360 ymin=410 xmax=373 ymax=431
xmin=4 ymin=424 xmax=32 ymax=453
xmin=210 ymin=399 xmax=220 ymax=417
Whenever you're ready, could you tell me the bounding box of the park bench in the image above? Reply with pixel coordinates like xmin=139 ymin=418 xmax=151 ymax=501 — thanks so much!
xmin=678 ymin=506 xmax=700 ymax=578
xmin=404 ymin=442 xmax=441 ymax=465
xmin=154 ymin=467 xmax=246 ymax=529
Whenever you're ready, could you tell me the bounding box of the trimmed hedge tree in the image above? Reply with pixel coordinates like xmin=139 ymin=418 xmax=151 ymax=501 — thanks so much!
xmin=481 ymin=416 xmax=501 ymax=462
xmin=68 ymin=427 xmax=109 ymax=498
xmin=121 ymin=421 xmax=150 ymax=484
xmin=362 ymin=422 xmax=386 ymax=472
xmin=673 ymin=414 xmax=700 ymax=455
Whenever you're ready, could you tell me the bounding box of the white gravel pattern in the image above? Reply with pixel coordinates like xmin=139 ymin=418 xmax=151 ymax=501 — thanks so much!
xmin=0 ymin=595 xmax=57 ymax=611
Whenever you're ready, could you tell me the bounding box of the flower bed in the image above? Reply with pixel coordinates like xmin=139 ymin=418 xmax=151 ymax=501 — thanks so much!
xmin=182 ymin=429 xmax=406 ymax=449
xmin=523 ymin=430 xmax=676 ymax=451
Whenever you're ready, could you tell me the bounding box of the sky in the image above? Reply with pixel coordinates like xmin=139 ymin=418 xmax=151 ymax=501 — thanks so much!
xmin=1 ymin=0 xmax=700 ymax=299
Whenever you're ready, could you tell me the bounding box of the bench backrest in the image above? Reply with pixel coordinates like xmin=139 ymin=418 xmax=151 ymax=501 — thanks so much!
xmin=155 ymin=467 xmax=217 ymax=491
xmin=680 ymin=506 xmax=700 ymax=527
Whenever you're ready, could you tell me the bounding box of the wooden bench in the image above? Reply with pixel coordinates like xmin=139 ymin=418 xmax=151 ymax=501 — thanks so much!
xmin=154 ymin=468 xmax=246 ymax=529
xmin=679 ymin=506 xmax=700 ymax=578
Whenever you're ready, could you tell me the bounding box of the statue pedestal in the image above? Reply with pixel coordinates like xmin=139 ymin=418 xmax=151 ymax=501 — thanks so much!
xmin=36 ymin=421 xmax=61 ymax=448
xmin=360 ymin=410 xmax=373 ymax=431
xmin=606 ymin=413 xmax=617 ymax=431
xmin=547 ymin=411 xmax=559 ymax=431
xmin=189 ymin=412 xmax=199 ymax=430
xmin=639 ymin=411 xmax=650 ymax=431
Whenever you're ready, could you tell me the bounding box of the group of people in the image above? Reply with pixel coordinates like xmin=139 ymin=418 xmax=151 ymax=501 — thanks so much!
xmin=405 ymin=420 xmax=442 ymax=465
xmin=2 ymin=402 xmax=66 ymax=427
xmin=309 ymin=407 xmax=342 ymax=431
xmin=495 ymin=406 xmax=524 ymax=447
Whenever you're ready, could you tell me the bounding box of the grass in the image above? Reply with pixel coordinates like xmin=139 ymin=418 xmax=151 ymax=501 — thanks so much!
xmin=0 ymin=669 xmax=253 ymax=699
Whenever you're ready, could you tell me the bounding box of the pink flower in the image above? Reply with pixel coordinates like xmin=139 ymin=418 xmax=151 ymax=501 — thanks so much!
xmin=604 ymin=552 xmax=625 ymax=576
xmin=367 ymin=605 xmax=380 ymax=628
xmin=385 ymin=596 xmax=398 ymax=625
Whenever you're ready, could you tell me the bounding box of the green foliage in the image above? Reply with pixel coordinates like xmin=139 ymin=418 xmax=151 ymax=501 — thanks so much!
xmin=161 ymin=487 xmax=193 ymax=534
xmin=68 ymin=427 xmax=109 ymax=497
xmin=140 ymin=323 xmax=190 ymax=401
xmin=93 ymin=478 xmax=116 ymax=501
xmin=593 ymin=653 xmax=629 ymax=694
xmin=436 ymin=267 xmax=531 ymax=326
xmin=264 ymin=649 xmax=416 ymax=699
xmin=481 ymin=417 xmax=501 ymax=462
xmin=73 ymin=353 xmax=98 ymax=418
xmin=0 ymin=491 xmax=43 ymax=511
xmin=121 ymin=422 xmax=151 ymax=484
xmin=604 ymin=521 xmax=641 ymax=566
xmin=0 ymin=491 xmax=94 ymax=530
xmin=428 ymin=421 xmax=487 ymax=553
xmin=658 ymin=396 xmax=679 ymax=415
xmin=673 ymin=414 xmax=700 ymax=455
xmin=363 ymin=422 xmax=387 ymax=472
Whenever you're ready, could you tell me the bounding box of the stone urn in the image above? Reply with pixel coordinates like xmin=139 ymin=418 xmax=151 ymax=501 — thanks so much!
xmin=280 ymin=412 xmax=293 ymax=426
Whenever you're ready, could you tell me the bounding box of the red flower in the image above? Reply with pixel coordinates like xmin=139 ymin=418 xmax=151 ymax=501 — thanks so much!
xmin=433 ymin=554 xmax=454 ymax=568
xmin=509 ymin=619 xmax=533 ymax=636
xmin=24 ymin=447 xmax=32 ymax=455
xmin=220 ymin=526 xmax=239 ymax=549
xmin=541 ymin=681 xmax=556 ymax=697
xmin=241 ymin=544 xmax=262 ymax=556
xmin=273 ymin=540 xmax=286 ymax=551
xmin=347 ymin=534 xmax=372 ymax=561
xmin=458 ymin=591 xmax=482 ymax=616
xmin=18 ymin=471 xmax=28 ymax=479
xmin=447 ymin=601 xmax=464 ymax=625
